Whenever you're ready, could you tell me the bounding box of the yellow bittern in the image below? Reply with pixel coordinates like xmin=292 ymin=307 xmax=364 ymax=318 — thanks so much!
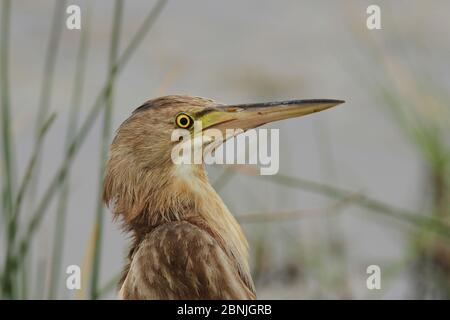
xmin=103 ymin=95 xmax=343 ymax=299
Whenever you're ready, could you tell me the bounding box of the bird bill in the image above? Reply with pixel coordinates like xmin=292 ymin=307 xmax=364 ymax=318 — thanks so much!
xmin=171 ymin=99 xmax=343 ymax=175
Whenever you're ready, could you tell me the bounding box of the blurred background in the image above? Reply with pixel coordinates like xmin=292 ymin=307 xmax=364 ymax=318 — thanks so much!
xmin=1 ymin=0 xmax=449 ymax=299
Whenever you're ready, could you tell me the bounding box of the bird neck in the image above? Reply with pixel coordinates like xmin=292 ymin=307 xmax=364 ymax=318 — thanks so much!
xmin=124 ymin=164 xmax=250 ymax=277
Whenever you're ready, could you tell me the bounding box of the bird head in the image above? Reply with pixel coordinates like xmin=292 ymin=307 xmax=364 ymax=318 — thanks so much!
xmin=103 ymin=95 xmax=343 ymax=226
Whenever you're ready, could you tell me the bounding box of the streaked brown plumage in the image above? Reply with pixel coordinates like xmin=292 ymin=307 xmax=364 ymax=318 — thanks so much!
xmin=103 ymin=95 xmax=343 ymax=299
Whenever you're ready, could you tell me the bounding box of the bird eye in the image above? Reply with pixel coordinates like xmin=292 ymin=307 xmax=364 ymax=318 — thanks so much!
xmin=175 ymin=113 xmax=193 ymax=129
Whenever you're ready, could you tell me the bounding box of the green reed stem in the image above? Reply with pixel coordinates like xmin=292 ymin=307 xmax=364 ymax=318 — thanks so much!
xmin=14 ymin=2 xmax=66 ymax=298
xmin=0 ymin=0 xmax=15 ymax=299
xmin=28 ymin=0 xmax=66 ymax=205
xmin=2 ymin=113 xmax=56 ymax=299
xmin=90 ymin=0 xmax=123 ymax=300
xmin=252 ymin=173 xmax=450 ymax=239
xmin=47 ymin=4 xmax=92 ymax=300
xmin=0 ymin=0 xmax=13 ymax=218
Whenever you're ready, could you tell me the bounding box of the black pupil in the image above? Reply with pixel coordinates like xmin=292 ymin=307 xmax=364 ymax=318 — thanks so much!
xmin=180 ymin=117 xmax=188 ymax=126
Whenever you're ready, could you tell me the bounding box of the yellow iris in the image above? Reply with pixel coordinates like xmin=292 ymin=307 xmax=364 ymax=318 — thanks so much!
xmin=175 ymin=113 xmax=193 ymax=129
